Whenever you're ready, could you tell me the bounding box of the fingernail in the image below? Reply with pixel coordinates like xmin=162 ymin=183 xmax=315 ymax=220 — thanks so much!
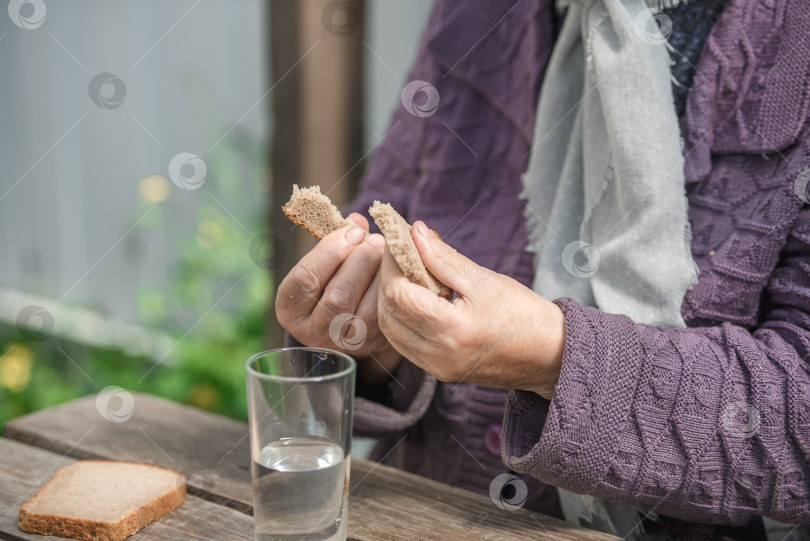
xmin=346 ymin=226 xmax=366 ymax=245
xmin=414 ymin=221 xmax=430 ymax=237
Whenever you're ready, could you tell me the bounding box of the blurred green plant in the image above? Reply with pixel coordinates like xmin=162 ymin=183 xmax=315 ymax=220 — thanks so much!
xmin=130 ymin=173 xmax=272 ymax=421
xmin=0 ymin=80 xmax=274 ymax=429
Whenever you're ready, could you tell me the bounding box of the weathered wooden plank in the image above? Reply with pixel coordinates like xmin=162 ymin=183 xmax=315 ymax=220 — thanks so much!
xmin=347 ymin=459 xmax=612 ymax=541
xmin=4 ymin=393 xmax=617 ymax=541
xmin=0 ymin=438 xmax=254 ymax=541
xmin=4 ymin=393 xmax=254 ymax=514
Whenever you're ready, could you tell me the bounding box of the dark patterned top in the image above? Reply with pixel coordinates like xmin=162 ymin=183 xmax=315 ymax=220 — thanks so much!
xmin=666 ymin=0 xmax=730 ymax=114
xmin=556 ymin=0 xmax=730 ymax=116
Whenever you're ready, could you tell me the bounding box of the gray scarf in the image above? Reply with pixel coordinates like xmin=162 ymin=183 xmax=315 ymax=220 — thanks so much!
xmin=522 ymin=0 xmax=699 ymax=328
xmin=521 ymin=0 xmax=699 ymax=537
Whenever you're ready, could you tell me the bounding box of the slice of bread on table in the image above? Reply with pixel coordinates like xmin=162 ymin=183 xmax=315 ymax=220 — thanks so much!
xmin=19 ymin=460 xmax=186 ymax=541
xmin=282 ymin=184 xmax=350 ymax=239
xmin=368 ymin=201 xmax=453 ymax=300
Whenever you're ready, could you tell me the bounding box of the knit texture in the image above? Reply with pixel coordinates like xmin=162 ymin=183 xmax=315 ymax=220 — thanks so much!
xmin=335 ymin=0 xmax=810 ymax=536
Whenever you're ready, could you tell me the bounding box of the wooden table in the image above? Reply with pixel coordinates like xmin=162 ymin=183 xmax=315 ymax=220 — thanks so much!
xmin=0 ymin=393 xmax=616 ymax=540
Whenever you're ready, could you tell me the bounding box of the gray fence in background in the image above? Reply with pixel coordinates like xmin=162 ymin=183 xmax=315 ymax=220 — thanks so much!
xmin=0 ymin=0 xmax=433 ymax=339
xmin=0 ymin=0 xmax=267 ymax=325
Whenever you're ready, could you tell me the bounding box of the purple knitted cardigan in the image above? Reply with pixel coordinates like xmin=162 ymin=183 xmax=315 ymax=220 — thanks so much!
xmin=338 ymin=0 xmax=810 ymax=534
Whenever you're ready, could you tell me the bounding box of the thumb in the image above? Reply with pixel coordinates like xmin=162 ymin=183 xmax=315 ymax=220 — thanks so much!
xmin=411 ymin=221 xmax=479 ymax=296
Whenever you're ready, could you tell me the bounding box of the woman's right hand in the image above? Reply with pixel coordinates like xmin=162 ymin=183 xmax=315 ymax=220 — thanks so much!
xmin=275 ymin=213 xmax=403 ymax=384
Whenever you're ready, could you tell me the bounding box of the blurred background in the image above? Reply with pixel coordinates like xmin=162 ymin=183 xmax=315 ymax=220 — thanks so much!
xmin=0 ymin=0 xmax=433 ymax=430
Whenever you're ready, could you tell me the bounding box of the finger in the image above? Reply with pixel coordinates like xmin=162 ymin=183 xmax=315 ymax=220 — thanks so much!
xmin=355 ymin=268 xmax=381 ymax=327
xmin=379 ymin=241 xmax=406 ymax=283
xmin=377 ymin=304 xmax=427 ymax=364
xmin=276 ymin=225 xmax=368 ymax=321
xmin=411 ymin=221 xmax=480 ymax=295
xmin=348 ymin=212 xmax=370 ymax=231
xmin=311 ymin=233 xmax=385 ymax=325
xmin=376 ymin=285 xmax=447 ymax=379
xmin=379 ymin=245 xmax=452 ymax=333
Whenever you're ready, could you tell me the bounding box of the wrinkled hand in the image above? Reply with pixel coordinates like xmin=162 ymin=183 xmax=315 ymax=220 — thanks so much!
xmin=275 ymin=213 xmax=403 ymax=384
xmin=377 ymin=221 xmax=566 ymax=399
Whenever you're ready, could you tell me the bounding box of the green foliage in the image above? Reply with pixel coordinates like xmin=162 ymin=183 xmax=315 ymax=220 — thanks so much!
xmin=0 ymin=122 xmax=273 ymax=430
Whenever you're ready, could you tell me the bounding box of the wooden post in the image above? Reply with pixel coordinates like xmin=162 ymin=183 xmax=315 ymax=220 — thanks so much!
xmin=268 ymin=0 xmax=365 ymax=345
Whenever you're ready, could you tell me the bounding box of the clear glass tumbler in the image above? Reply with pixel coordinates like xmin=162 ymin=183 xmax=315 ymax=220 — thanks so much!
xmin=246 ymin=347 xmax=356 ymax=541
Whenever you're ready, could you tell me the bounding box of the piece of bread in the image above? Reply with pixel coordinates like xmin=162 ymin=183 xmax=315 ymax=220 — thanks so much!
xmin=19 ymin=460 xmax=186 ymax=541
xmin=368 ymin=201 xmax=453 ymax=300
xmin=282 ymin=184 xmax=350 ymax=239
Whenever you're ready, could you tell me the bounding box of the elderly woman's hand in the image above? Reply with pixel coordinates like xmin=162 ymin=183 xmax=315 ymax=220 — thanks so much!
xmin=275 ymin=213 xmax=403 ymax=384
xmin=377 ymin=221 xmax=566 ymax=400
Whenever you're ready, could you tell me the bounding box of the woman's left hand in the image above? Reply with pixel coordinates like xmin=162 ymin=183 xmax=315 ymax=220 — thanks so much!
xmin=377 ymin=221 xmax=566 ymax=400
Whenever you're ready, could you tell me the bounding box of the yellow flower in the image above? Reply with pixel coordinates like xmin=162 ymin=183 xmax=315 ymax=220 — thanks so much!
xmin=138 ymin=174 xmax=171 ymax=204
xmin=0 ymin=344 xmax=34 ymax=394
xmin=196 ymin=220 xmax=224 ymax=249
xmin=187 ymin=383 xmax=220 ymax=410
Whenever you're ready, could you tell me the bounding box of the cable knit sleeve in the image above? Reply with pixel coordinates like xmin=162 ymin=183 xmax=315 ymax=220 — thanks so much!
xmin=502 ymin=203 xmax=810 ymax=526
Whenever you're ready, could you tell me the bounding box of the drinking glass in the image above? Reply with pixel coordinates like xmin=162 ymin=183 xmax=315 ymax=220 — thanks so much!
xmin=246 ymin=347 xmax=356 ymax=541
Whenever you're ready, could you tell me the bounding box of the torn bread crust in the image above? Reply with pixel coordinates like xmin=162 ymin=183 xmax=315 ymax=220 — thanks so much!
xmin=368 ymin=201 xmax=453 ymax=300
xmin=282 ymin=184 xmax=350 ymax=240
xmin=19 ymin=489 xmax=184 ymax=541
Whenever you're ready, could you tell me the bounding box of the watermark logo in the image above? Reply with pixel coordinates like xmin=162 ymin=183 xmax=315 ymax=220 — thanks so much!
xmin=721 ymin=401 xmax=760 ymax=438
xmin=562 ymin=241 xmax=601 ymax=278
xmin=96 ymin=385 xmax=135 ymax=423
xmin=321 ymin=1 xmax=360 ymax=37
xmin=8 ymin=0 xmax=46 ymax=29
xmin=401 ymin=80 xmax=440 ymax=118
xmin=328 ymin=313 xmax=367 ymax=351
xmin=793 ymin=169 xmax=810 ymax=204
xmin=485 ymin=160 xmax=521 ymax=198
xmin=249 ymin=233 xmax=287 ymax=270
xmin=16 ymin=305 xmax=54 ymax=341
xmin=88 ymin=72 xmax=127 ymax=110
xmin=633 ymin=8 xmax=672 ymax=46
xmin=489 ymin=473 xmax=528 ymax=511
xmin=168 ymin=153 xmax=207 ymax=190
